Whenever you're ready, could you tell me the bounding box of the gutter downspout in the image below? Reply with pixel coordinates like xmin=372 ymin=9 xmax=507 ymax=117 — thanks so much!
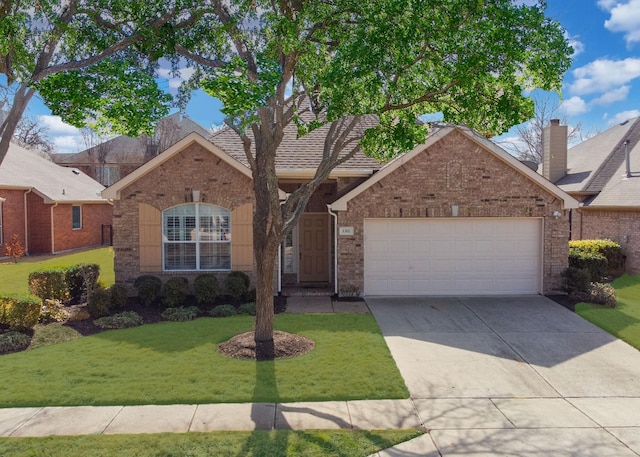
xmin=327 ymin=205 xmax=339 ymax=295
xmin=50 ymin=202 xmax=58 ymax=254
xmin=23 ymin=188 xmax=32 ymax=254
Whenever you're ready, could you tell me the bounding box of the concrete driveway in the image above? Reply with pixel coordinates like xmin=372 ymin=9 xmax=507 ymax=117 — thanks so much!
xmin=367 ymin=295 xmax=640 ymax=457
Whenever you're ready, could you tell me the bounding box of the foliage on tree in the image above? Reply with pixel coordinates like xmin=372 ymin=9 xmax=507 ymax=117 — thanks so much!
xmin=0 ymin=0 xmax=198 ymax=165
xmin=164 ymin=0 xmax=573 ymax=359
xmin=4 ymin=234 xmax=26 ymax=263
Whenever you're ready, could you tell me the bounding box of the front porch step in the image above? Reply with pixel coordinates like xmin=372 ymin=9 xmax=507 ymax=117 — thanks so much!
xmin=281 ymin=285 xmax=334 ymax=297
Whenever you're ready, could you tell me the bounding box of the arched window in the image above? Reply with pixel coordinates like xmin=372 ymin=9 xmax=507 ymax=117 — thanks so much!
xmin=162 ymin=203 xmax=231 ymax=271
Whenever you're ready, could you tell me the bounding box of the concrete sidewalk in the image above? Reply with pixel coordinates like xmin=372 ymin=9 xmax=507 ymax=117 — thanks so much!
xmin=0 ymin=399 xmax=420 ymax=437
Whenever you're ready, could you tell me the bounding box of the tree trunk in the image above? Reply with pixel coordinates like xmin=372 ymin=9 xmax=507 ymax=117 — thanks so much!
xmin=253 ymin=233 xmax=278 ymax=360
xmin=0 ymin=85 xmax=35 ymax=165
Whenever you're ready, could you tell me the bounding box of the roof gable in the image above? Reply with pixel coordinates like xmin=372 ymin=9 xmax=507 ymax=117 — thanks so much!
xmin=331 ymin=126 xmax=579 ymax=211
xmin=102 ymin=132 xmax=255 ymax=200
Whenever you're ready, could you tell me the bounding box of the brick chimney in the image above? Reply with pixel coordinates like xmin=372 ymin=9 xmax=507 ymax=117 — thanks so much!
xmin=542 ymin=119 xmax=568 ymax=183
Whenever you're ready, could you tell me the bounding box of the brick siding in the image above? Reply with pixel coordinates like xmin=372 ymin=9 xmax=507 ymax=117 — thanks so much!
xmin=52 ymin=203 xmax=113 ymax=253
xmin=111 ymin=142 xmax=255 ymax=286
xmin=336 ymin=130 xmax=569 ymax=295
xmin=0 ymin=189 xmax=27 ymax=253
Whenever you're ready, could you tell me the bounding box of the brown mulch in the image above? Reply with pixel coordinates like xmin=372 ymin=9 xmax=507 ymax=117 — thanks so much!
xmin=218 ymin=331 xmax=315 ymax=360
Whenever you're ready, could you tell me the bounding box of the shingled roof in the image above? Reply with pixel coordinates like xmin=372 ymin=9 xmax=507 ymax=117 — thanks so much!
xmin=555 ymin=117 xmax=640 ymax=208
xmin=0 ymin=142 xmax=107 ymax=203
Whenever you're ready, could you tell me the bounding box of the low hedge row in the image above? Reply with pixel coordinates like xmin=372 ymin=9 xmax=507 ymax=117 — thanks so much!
xmin=28 ymin=264 xmax=100 ymax=304
xmin=568 ymin=239 xmax=623 ymax=283
xmin=0 ymin=294 xmax=42 ymax=330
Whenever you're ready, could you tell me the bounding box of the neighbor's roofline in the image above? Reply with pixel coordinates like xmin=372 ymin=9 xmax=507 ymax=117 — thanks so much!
xmin=330 ymin=126 xmax=580 ymax=211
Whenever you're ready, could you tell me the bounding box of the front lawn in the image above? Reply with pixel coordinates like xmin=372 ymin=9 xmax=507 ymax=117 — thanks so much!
xmin=0 ymin=313 xmax=408 ymax=407
xmin=0 ymin=430 xmax=422 ymax=457
xmin=576 ymin=274 xmax=640 ymax=350
xmin=0 ymin=247 xmax=115 ymax=295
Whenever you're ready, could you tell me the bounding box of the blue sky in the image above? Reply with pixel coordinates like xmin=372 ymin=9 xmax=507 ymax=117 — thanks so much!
xmin=11 ymin=0 xmax=640 ymax=153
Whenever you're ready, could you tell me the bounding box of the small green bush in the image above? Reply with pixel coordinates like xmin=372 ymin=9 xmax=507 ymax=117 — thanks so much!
xmin=569 ymin=250 xmax=608 ymax=282
xmin=209 ymin=304 xmax=237 ymax=317
xmin=587 ymin=282 xmax=617 ymax=308
xmin=0 ymin=331 xmax=31 ymax=354
xmin=238 ymin=302 xmax=256 ymax=315
xmin=110 ymin=284 xmax=129 ymax=310
xmin=87 ymin=288 xmax=111 ymax=318
xmin=0 ymin=294 xmax=42 ymax=330
xmin=94 ymin=311 xmax=143 ymax=329
xmin=28 ymin=268 xmax=68 ymax=302
xmin=570 ymin=239 xmax=623 ymax=271
xmin=161 ymin=306 xmax=200 ymax=322
xmin=194 ymin=274 xmax=220 ymax=304
xmin=162 ymin=277 xmax=189 ymax=308
xmin=225 ymin=271 xmax=250 ymax=301
xmin=65 ymin=263 xmax=100 ymax=303
xmin=561 ymin=267 xmax=591 ymax=295
xmin=133 ymin=275 xmax=162 ymax=306
xmin=39 ymin=299 xmax=69 ymax=324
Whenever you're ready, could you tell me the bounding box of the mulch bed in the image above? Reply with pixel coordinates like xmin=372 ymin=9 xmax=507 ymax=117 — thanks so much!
xmin=218 ymin=330 xmax=315 ymax=360
xmin=545 ymin=294 xmax=580 ymax=312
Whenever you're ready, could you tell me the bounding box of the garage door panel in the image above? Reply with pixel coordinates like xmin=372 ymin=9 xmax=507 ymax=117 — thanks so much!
xmin=364 ymin=218 xmax=541 ymax=296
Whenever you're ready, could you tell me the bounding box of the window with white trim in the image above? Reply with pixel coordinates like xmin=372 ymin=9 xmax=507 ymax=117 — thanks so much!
xmin=162 ymin=203 xmax=231 ymax=271
xmin=72 ymin=205 xmax=82 ymax=229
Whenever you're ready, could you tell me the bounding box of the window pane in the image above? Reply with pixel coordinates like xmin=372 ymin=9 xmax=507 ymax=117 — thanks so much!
xmin=72 ymin=206 xmax=81 ymax=229
xmin=164 ymin=243 xmax=197 ymax=270
xmin=200 ymin=242 xmax=231 ymax=270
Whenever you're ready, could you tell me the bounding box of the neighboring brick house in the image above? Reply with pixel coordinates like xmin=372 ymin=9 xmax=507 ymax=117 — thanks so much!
xmin=0 ymin=143 xmax=112 ymax=256
xmin=544 ymin=117 xmax=640 ymax=274
xmin=52 ymin=113 xmax=211 ymax=186
xmin=104 ymin=124 xmax=578 ymax=296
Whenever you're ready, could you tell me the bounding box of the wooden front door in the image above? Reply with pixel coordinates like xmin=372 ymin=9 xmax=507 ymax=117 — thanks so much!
xmin=299 ymin=213 xmax=330 ymax=282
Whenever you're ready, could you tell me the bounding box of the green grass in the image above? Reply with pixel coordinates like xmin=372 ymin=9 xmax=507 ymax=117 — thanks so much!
xmin=0 ymin=313 xmax=408 ymax=407
xmin=0 ymin=247 xmax=115 ymax=295
xmin=0 ymin=430 xmax=422 ymax=457
xmin=576 ymin=274 xmax=640 ymax=350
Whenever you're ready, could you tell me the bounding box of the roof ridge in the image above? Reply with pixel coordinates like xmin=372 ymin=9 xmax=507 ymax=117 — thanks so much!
xmin=584 ymin=117 xmax=640 ymax=193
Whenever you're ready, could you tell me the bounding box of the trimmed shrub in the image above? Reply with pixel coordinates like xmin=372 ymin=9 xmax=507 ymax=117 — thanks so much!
xmin=0 ymin=331 xmax=31 ymax=354
xmin=0 ymin=294 xmax=42 ymax=330
xmin=162 ymin=277 xmax=189 ymax=308
xmin=209 ymin=304 xmax=237 ymax=317
xmin=568 ymin=250 xmax=608 ymax=283
xmin=238 ymin=302 xmax=256 ymax=316
xmin=569 ymin=239 xmax=623 ymax=271
xmin=110 ymin=284 xmax=129 ymax=310
xmin=65 ymin=264 xmax=100 ymax=303
xmin=94 ymin=311 xmax=143 ymax=330
xmin=561 ymin=267 xmax=591 ymax=295
xmin=87 ymin=288 xmax=111 ymax=318
xmin=28 ymin=268 xmax=68 ymax=302
xmin=133 ymin=275 xmax=162 ymax=306
xmin=161 ymin=306 xmax=200 ymax=322
xmin=39 ymin=299 xmax=69 ymax=324
xmin=587 ymin=282 xmax=617 ymax=308
xmin=225 ymin=271 xmax=250 ymax=301
xmin=194 ymin=274 xmax=220 ymax=305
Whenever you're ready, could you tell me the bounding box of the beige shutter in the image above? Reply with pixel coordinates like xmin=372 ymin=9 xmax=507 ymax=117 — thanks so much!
xmin=139 ymin=203 xmax=162 ymax=272
xmin=231 ymin=203 xmax=254 ymax=272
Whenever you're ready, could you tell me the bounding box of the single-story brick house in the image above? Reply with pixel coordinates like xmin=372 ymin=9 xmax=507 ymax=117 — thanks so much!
xmin=0 ymin=143 xmax=113 ymax=256
xmin=544 ymin=117 xmax=640 ymax=273
xmin=103 ymin=122 xmax=578 ymax=296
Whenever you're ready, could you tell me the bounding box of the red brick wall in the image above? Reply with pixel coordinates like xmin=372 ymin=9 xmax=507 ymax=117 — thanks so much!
xmin=111 ymin=142 xmax=255 ymax=285
xmin=26 ymin=192 xmax=52 ymax=254
xmin=336 ymin=130 xmax=569 ymax=295
xmin=573 ymin=209 xmax=640 ymax=274
xmin=0 ymin=189 xmax=27 ymax=254
xmin=52 ymin=203 xmax=113 ymax=253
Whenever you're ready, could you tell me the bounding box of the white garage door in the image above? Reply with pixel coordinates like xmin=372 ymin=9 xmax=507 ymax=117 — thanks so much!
xmin=364 ymin=218 xmax=542 ymax=296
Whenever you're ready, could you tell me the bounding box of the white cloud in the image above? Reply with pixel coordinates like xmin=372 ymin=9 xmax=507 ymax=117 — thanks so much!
xmin=38 ymin=115 xmax=81 ymax=135
xmin=591 ymin=85 xmax=631 ymax=105
xmin=608 ymin=109 xmax=640 ymax=125
xmin=52 ymin=135 xmax=85 ymax=154
xmin=157 ymin=67 xmax=196 ymax=91
xmin=560 ymin=96 xmax=589 ymax=116
xmin=603 ymin=0 xmax=640 ymax=46
xmin=568 ymin=58 xmax=640 ymax=95
xmin=598 ymin=0 xmax=617 ymax=10
xmin=565 ymin=32 xmax=585 ymax=57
